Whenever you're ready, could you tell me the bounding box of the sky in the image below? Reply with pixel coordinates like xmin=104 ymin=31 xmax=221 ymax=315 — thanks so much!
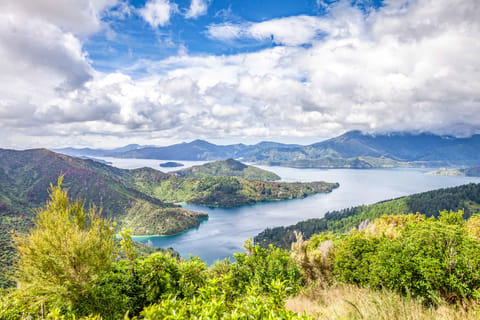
xmin=0 ymin=0 xmax=479 ymax=148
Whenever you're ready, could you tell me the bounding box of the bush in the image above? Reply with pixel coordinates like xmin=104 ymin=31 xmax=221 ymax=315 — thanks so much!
xmin=332 ymin=211 xmax=480 ymax=305
xmin=230 ymin=239 xmax=303 ymax=295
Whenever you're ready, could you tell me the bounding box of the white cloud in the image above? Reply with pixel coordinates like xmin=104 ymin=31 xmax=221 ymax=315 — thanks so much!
xmin=138 ymin=0 xmax=177 ymax=28
xmin=0 ymin=0 xmax=117 ymax=37
xmin=206 ymin=23 xmax=244 ymax=41
xmin=207 ymin=6 xmax=365 ymax=46
xmin=1 ymin=0 xmax=480 ymax=148
xmin=185 ymin=0 xmax=210 ymax=19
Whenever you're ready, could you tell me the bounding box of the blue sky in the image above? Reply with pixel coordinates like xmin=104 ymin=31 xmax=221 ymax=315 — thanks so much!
xmin=0 ymin=0 xmax=479 ymax=148
xmin=86 ymin=0 xmax=359 ymax=73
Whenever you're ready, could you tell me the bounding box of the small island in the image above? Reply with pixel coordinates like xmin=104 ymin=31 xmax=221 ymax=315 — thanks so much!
xmin=160 ymin=161 xmax=184 ymax=168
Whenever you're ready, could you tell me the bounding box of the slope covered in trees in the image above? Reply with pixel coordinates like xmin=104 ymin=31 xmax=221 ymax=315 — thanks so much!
xmin=0 ymin=149 xmax=207 ymax=237
xmin=172 ymin=159 xmax=281 ymax=181
xmin=255 ymin=183 xmax=480 ymax=249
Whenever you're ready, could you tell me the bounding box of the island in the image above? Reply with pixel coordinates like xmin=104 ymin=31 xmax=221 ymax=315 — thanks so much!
xmin=172 ymin=158 xmax=281 ymax=181
xmin=160 ymin=161 xmax=184 ymax=168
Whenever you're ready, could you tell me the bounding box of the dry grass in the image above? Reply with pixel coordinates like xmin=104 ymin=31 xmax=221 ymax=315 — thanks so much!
xmin=286 ymin=283 xmax=480 ymax=320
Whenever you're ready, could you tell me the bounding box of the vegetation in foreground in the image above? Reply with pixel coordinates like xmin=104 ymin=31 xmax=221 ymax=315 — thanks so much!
xmin=0 ymin=183 xmax=479 ymax=319
xmin=287 ymin=284 xmax=480 ymax=320
xmin=0 ymin=181 xmax=308 ymax=319
xmin=3 ymin=181 xmax=480 ymax=319
xmin=284 ymin=210 xmax=480 ymax=319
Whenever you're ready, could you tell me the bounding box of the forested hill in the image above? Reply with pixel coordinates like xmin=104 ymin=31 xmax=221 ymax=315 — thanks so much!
xmin=255 ymin=183 xmax=480 ymax=249
xmin=0 ymin=148 xmax=208 ymax=236
xmin=172 ymin=159 xmax=280 ymax=181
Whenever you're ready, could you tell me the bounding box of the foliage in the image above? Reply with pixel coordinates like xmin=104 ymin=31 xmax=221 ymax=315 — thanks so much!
xmin=140 ymin=282 xmax=311 ymax=320
xmin=230 ymin=239 xmax=303 ymax=296
xmin=11 ymin=176 xmax=117 ymax=316
xmin=1 ymin=234 xmax=305 ymax=319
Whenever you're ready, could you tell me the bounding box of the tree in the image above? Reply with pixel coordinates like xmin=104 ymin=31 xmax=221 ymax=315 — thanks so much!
xmin=14 ymin=176 xmax=117 ymax=310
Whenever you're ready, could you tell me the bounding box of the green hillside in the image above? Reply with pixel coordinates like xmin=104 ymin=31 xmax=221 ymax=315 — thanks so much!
xmin=0 ymin=149 xmax=207 ymax=236
xmin=131 ymin=167 xmax=338 ymax=207
xmin=0 ymin=149 xmax=338 ymax=288
xmin=172 ymin=159 xmax=280 ymax=181
xmin=255 ymin=183 xmax=480 ymax=249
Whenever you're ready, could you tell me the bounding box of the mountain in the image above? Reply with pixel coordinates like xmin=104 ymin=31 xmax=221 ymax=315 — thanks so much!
xmin=307 ymin=131 xmax=480 ymax=161
xmin=0 ymin=148 xmax=208 ymax=237
xmin=254 ymin=182 xmax=480 ymax=249
xmin=54 ymin=140 xmax=302 ymax=161
xmin=172 ymin=159 xmax=281 ymax=181
xmin=242 ymin=131 xmax=480 ymax=167
xmin=110 ymin=140 xmax=245 ymax=160
xmin=53 ymin=131 xmax=480 ymax=168
xmin=54 ymin=144 xmax=145 ymax=157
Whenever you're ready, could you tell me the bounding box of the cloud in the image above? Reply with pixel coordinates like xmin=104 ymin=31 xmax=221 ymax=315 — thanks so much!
xmin=207 ymin=6 xmax=364 ymax=46
xmin=185 ymin=0 xmax=210 ymax=19
xmin=0 ymin=0 xmax=117 ymax=37
xmin=1 ymin=0 xmax=480 ymax=148
xmin=206 ymin=23 xmax=245 ymax=41
xmin=138 ymin=0 xmax=177 ymax=28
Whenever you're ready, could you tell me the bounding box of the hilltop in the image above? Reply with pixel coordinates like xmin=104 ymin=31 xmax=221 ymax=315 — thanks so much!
xmin=172 ymin=159 xmax=280 ymax=181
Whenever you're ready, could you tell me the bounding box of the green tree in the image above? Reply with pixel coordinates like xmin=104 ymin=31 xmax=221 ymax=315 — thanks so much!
xmin=13 ymin=176 xmax=117 ymax=311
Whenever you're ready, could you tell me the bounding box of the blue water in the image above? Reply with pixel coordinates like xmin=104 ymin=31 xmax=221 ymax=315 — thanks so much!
xmin=103 ymin=158 xmax=480 ymax=264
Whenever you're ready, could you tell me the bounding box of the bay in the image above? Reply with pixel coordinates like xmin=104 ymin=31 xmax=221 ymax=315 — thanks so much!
xmin=101 ymin=158 xmax=480 ymax=264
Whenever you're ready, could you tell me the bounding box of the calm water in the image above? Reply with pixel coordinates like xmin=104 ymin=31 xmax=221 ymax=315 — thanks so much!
xmin=101 ymin=158 xmax=480 ymax=264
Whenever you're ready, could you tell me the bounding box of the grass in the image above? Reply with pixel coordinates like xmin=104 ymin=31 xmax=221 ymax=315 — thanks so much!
xmin=286 ymin=283 xmax=480 ymax=320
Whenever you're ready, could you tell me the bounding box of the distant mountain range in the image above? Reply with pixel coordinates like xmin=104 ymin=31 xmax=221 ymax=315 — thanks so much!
xmin=54 ymin=131 xmax=480 ymax=168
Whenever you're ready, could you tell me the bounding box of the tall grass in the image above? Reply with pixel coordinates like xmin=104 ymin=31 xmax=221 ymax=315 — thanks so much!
xmin=286 ymin=283 xmax=480 ymax=320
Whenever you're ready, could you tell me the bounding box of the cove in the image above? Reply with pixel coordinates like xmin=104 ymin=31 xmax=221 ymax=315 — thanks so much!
xmin=102 ymin=158 xmax=480 ymax=264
